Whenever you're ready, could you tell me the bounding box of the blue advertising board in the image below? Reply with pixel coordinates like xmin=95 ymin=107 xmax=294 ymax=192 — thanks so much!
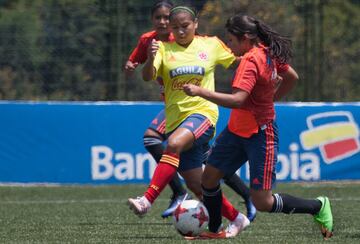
xmin=0 ymin=101 xmax=359 ymax=184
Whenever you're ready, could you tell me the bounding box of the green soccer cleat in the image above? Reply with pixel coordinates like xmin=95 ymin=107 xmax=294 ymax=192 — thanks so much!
xmin=313 ymin=196 xmax=333 ymax=240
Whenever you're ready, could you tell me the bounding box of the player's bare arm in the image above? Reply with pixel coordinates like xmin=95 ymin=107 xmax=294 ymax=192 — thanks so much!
xmin=183 ymin=84 xmax=249 ymax=108
xmin=274 ymin=66 xmax=298 ymax=101
xmin=142 ymin=40 xmax=159 ymax=81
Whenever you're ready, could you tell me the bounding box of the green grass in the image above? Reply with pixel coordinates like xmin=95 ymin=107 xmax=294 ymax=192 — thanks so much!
xmin=0 ymin=182 xmax=359 ymax=243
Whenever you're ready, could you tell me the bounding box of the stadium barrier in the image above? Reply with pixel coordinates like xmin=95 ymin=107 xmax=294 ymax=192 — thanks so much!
xmin=0 ymin=101 xmax=359 ymax=184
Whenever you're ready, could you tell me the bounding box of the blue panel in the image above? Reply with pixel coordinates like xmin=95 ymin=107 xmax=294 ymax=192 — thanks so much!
xmin=0 ymin=101 xmax=359 ymax=184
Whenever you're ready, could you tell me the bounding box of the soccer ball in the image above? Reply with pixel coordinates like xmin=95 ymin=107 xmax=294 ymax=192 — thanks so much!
xmin=172 ymin=199 xmax=209 ymax=237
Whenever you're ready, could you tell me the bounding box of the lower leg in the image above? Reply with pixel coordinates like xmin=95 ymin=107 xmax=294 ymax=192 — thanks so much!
xmin=168 ymin=174 xmax=187 ymax=196
xmin=201 ymin=164 xmax=228 ymax=232
xmin=271 ymin=193 xmax=322 ymax=214
xmin=144 ymin=136 xmax=187 ymax=197
xmin=144 ymin=151 xmax=179 ymax=203
xmin=223 ymin=174 xmax=251 ymax=202
xmin=221 ymin=194 xmax=239 ymax=221
xmin=202 ymin=184 xmax=223 ymax=232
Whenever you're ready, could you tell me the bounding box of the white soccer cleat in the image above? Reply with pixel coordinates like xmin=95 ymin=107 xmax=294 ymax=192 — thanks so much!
xmin=225 ymin=212 xmax=250 ymax=238
xmin=127 ymin=196 xmax=151 ymax=217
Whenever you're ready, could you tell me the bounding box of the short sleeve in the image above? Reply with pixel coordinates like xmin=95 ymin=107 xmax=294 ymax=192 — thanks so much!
xmin=128 ymin=37 xmax=149 ymax=64
xmin=214 ymin=37 xmax=236 ymax=68
xmin=232 ymin=56 xmax=258 ymax=94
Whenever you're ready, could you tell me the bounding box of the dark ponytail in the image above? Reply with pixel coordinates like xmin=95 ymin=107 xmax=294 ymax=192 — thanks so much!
xmin=226 ymin=14 xmax=292 ymax=64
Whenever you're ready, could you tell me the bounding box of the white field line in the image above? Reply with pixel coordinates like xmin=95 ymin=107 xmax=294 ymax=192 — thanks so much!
xmin=0 ymin=197 xmax=359 ymax=205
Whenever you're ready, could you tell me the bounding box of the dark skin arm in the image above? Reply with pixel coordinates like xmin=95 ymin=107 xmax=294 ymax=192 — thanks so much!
xmin=142 ymin=39 xmax=160 ymax=81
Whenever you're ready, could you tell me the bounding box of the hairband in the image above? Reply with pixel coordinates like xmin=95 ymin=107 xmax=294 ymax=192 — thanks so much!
xmin=170 ymin=6 xmax=196 ymax=18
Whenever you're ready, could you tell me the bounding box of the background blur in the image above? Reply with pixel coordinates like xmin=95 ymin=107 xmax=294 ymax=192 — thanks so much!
xmin=0 ymin=0 xmax=359 ymax=102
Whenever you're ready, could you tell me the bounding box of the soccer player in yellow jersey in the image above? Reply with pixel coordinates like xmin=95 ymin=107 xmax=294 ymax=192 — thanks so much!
xmin=128 ymin=5 xmax=249 ymax=238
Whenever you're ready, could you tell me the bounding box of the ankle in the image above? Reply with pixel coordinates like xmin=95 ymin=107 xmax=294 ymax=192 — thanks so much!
xmin=142 ymin=196 xmax=152 ymax=207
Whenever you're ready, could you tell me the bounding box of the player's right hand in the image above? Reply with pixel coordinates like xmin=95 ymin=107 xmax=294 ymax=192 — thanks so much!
xmin=183 ymin=84 xmax=202 ymax=96
xmin=147 ymin=39 xmax=160 ymax=60
xmin=124 ymin=61 xmax=139 ymax=77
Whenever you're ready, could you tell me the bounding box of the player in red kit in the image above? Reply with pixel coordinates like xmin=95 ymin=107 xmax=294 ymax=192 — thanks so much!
xmin=184 ymin=14 xmax=333 ymax=240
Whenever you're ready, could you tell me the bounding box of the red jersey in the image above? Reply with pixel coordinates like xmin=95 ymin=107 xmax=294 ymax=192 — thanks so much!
xmin=228 ymin=44 xmax=289 ymax=138
xmin=128 ymin=30 xmax=175 ymax=64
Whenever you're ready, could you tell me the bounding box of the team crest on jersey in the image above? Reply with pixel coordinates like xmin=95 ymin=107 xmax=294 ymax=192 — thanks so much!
xmin=198 ymin=51 xmax=208 ymax=61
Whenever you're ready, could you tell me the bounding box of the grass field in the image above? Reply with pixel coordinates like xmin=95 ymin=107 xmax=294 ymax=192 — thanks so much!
xmin=0 ymin=182 xmax=359 ymax=243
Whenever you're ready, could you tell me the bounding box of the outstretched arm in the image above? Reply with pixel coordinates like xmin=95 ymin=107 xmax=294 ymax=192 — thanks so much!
xmin=124 ymin=60 xmax=139 ymax=78
xmin=183 ymin=84 xmax=249 ymax=108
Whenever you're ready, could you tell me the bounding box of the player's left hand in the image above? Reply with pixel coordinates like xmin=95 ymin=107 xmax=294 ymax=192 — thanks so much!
xmin=183 ymin=84 xmax=201 ymax=96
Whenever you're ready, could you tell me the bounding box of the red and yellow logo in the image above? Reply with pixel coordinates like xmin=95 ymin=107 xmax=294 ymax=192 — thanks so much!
xmin=300 ymin=111 xmax=360 ymax=164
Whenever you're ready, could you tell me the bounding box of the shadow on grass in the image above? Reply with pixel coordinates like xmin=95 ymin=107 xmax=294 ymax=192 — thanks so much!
xmin=349 ymin=233 xmax=360 ymax=239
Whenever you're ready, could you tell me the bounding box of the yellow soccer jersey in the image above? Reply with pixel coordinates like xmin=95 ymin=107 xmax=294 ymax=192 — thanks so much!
xmin=153 ymin=36 xmax=236 ymax=132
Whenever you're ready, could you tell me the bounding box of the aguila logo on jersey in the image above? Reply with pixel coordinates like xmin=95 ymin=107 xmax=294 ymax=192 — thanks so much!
xmin=169 ymin=66 xmax=205 ymax=78
xmin=300 ymin=111 xmax=360 ymax=164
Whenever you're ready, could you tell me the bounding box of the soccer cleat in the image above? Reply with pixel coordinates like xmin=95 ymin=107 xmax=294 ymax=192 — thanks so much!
xmin=225 ymin=212 xmax=250 ymax=238
xmin=127 ymin=196 xmax=151 ymax=217
xmin=184 ymin=230 xmax=227 ymax=240
xmin=161 ymin=193 xmax=191 ymax=218
xmin=313 ymin=196 xmax=333 ymax=240
xmin=245 ymin=200 xmax=257 ymax=222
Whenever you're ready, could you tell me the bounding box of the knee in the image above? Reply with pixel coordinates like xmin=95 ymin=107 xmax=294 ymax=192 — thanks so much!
xmin=185 ymin=180 xmax=202 ymax=199
xmin=201 ymin=174 xmax=214 ymax=189
xmin=201 ymin=166 xmax=222 ymax=189
xmin=166 ymin=138 xmax=182 ymax=154
xmin=252 ymin=197 xmax=273 ymax=212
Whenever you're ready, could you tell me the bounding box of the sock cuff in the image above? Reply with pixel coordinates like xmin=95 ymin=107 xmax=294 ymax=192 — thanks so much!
xmin=163 ymin=150 xmax=179 ymax=158
xmin=202 ymin=184 xmax=221 ymax=197
xmin=160 ymin=151 xmax=179 ymax=167
xmin=271 ymin=193 xmax=284 ymax=213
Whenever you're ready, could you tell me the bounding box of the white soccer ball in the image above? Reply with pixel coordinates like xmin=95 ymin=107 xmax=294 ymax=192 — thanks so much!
xmin=172 ymin=199 xmax=209 ymax=237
